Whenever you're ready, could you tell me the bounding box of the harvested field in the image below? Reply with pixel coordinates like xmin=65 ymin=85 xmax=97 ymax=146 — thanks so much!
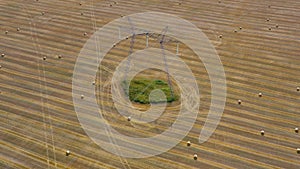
xmin=1 ymin=0 xmax=300 ymax=168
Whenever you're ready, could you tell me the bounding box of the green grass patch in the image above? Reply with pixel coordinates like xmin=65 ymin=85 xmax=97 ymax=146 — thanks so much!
xmin=122 ymin=79 xmax=178 ymax=104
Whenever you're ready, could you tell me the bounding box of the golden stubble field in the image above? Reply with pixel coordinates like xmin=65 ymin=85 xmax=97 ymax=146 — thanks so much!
xmin=0 ymin=0 xmax=300 ymax=168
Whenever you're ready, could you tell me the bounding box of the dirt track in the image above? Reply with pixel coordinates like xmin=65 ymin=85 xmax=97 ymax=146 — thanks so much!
xmin=1 ymin=0 xmax=300 ymax=168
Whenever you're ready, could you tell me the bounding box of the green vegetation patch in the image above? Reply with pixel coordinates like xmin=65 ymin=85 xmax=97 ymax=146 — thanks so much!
xmin=122 ymin=79 xmax=178 ymax=104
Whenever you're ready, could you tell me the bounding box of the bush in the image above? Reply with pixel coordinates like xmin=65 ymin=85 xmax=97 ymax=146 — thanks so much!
xmin=122 ymin=78 xmax=178 ymax=104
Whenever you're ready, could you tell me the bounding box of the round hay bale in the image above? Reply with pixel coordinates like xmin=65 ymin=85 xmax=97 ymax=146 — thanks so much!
xmin=58 ymin=55 xmax=62 ymax=59
xmin=187 ymin=141 xmax=191 ymax=146
xmin=297 ymin=87 xmax=299 ymax=91
xmin=81 ymin=95 xmax=84 ymax=99
xmin=5 ymin=31 xmax=8 ymax=34
xmin=295 ymin=127 xmax=299 ymax=133
xmin=238 ymin=99 xmax=242 ymax=105
xmin=92 ymin=81 xmax=95 ymax=85
xmin=219 ymin=35 xmax=222 ymax=38
xmin=1 ymin=53 xmax=5 ymax=57
xmin=258 ymin=93 xmax=263 ymax=97
xmin=261 ymin=130 xmax=265 ymax=136
xmin=66 ymin=150 xmax=71 ymax=156
xmin=193 ymin=154 xmax=198 ymax=160
xmin=127 ymin=116 xmax=131 ymax=121
xmin=17 ymin=28 xmax=20 ymax=31
xmin=43 ymin=56 xmax=46 ymax=60
xmin=239 ymin=27 xmax=242 ymax=30
xmin=84 ymin=32 xmax=87 ymax=36
xmin=297 ymin=148 xmax=300 ymax=154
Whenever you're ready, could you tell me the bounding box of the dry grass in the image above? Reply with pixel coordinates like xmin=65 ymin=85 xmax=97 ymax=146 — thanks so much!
xmin=0 ymin=0 xmax=300 ymax=168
